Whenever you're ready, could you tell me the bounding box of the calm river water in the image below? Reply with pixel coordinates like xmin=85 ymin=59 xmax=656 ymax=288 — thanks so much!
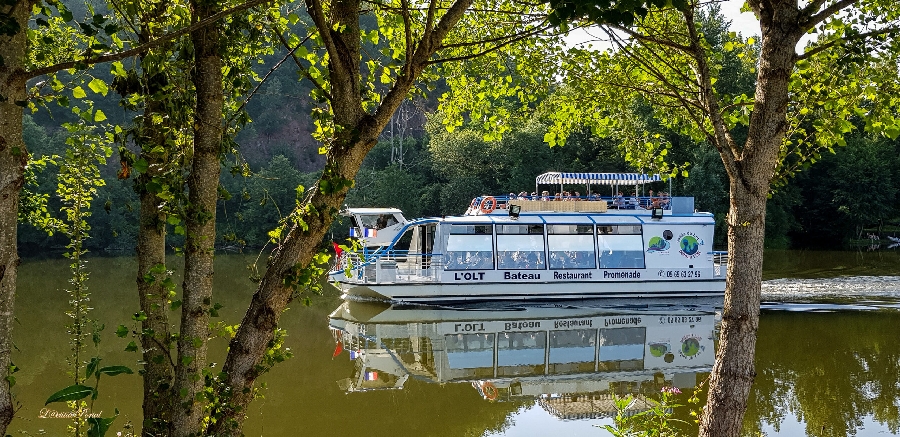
xmin=11 ymin=248 xmax=900 ymax=436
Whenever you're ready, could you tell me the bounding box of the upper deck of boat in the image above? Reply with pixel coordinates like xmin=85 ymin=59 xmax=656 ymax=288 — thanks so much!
xmin=444 ymin=195 xmax=714 ymax=226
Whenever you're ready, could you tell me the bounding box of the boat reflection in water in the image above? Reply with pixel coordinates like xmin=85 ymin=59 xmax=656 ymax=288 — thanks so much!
xmin=328 ymin=296 xmax=719 ymax=420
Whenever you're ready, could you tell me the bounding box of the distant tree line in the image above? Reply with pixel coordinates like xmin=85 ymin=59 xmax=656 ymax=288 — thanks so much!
xmin=19 ymin=105 xmax=900 ymax=254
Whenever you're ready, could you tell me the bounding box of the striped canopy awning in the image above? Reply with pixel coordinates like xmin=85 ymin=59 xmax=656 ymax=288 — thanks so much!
xmin=535 ymin=172 xmax=662 ymax=186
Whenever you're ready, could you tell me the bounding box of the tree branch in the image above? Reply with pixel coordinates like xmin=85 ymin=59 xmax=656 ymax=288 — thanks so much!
xmin=428 ymin=24 xmax=551 ymax=64
xmin=440 ymin=22 xmax=552 ymax=49
xmin=228 ymin=32 xmax=312 ymax=125
xmin=373 ymin=0 xmax=473 ymax=127
xmin=682 ymin=7 xmax=740 ymax=174
xmin=608 ymin=29 xmax=704 ymax=112
xmin=801 ymin=0 xmax=859 ymax=33
xmin=25 ymin=0 xmax=276 ymax=80
xmin=272 ymin=27 xmax=332 ymax=101
xmin=612 ymin=23 xmax=693 ymax=53
xmin=795 ymin=26 xmax=900 ymax=61
xmin=304 ymin=0 xmax=339 ymax=63
xmin=401 ymin=0 xmax=415 ymax=78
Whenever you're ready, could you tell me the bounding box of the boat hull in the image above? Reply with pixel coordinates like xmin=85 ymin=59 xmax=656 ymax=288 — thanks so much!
xmin=332 ymin=277 xmax=725 ymax=303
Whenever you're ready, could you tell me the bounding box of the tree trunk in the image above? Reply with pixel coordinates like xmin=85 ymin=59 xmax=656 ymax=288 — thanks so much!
xmin=699 ymin=2 xmax=802 ymax=435
xmin=205 ymin=0 xmax=473 ymax=433
xmin=0 ymin=2 xmax=33 ymax=434
xmin=171 ymin=0 xmax=224 ymax=434
xmin=136 ymin=100 xmax=175 ymax=435
xmin=699 ymin=180 xmax=766 ymax=436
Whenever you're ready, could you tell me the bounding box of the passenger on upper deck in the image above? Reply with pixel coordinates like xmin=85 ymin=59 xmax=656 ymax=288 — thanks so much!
xmin=629 ymin=193 xmax=640 ymax=209
xmin=614 ymin=192 xmax=624 ymax=209
xmin=647 ymin=190 xmax=661 ymax=209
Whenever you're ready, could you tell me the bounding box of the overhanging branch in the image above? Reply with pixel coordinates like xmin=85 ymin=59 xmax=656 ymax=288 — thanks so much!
xmin=795 ymin=26 xmax=900 ymax=61
xmin=25 ymin=0 xmax=277 ymax=80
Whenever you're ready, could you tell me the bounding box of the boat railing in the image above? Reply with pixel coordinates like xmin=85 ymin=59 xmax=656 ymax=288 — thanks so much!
xmin=709 ymin=251 xmax=728 ymax=277
xmin=465 ymin=195 xmax=677 ymax=215
xmin=334 ymin=249 xmax=444 ymax=284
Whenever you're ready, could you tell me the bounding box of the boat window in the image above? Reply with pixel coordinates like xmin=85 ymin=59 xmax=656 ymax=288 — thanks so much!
xmin=596 ymin=225 xmax=644 ymax=269
xmin=445 ymin=333 xmax=495 ymax=379
xmin=548 ymin=225 xmax=594 ymax=235
xmin=497 ymin=224 xmax=546 ymax=270
xmin=356 ymin=214 xmax=399 ymax=230
xmin=498 ymin=331 xmax=546 ymax=377
xmin=598 ymin=327 xmax=645 ymax=371
xmin=450 ymin=225 xmax=492 ymax=234
xmin=549 ymin=329 xmax=597 ymax=375
xmin=496 ymin=224 xmax=544 ymax=235
xmin=548 ymin=225 xmax=596 ymax=269
xmin=445 ymin=225 xmax=494 ymax=270
xmin=598 ymin=225 xmax=642 ymax=235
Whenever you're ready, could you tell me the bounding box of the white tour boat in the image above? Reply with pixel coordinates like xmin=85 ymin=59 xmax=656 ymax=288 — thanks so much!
xmin=330 ymin=172 xmax=727 ymax=303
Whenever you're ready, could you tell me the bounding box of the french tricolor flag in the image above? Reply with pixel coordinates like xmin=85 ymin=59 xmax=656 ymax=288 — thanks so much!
xmin=350 ymin=228 xmax=377 ymax=238
xmin=349 ymin=350 xmax=361 ymax=360
xmin=364 ymin=371 xmax=378 ymax=381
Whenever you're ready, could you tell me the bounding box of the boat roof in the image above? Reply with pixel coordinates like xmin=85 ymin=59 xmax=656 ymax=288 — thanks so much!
xmin=343 ymin=208 xmax=404 ymax=215
xmin=536 ymin=172 xmax=662 ymax=186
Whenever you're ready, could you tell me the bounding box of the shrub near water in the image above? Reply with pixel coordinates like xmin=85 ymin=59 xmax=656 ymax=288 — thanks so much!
xmin=602 ymin=383 xmax=706 ymax=437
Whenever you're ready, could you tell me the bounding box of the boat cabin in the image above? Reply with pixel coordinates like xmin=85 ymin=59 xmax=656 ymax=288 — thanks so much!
xmin=342 ymin=207 xmax=408 ymax=247
xmin=331 ymin=172 xmax=726 ymax=302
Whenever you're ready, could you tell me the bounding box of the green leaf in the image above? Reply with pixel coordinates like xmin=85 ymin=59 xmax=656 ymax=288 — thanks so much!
xmin=132 ymin=312 xmax=147 ymax=322
xmin=170 ymin=300 xmax=182 ymax=310
xmin=94 ymin=109 xmax=107 ymax=122
xmin=288 ymin=12 xmax=300 ymax=24
xmin=86 ymin=357 xmax=101 ymax=378
xmin=88 ymin=78 xmax=109 ymax=96
xmin=115 ymin=324 xmax=128 ymax=338
xmin=45 ymin=384 xmax=94 ymax=404
xmin=97 ymin=365 xmax=133 ymax=376
xmin=87 ymin=409 xmax=118 ymax=437
xmin=124 ymin=341 xmax=138 ymax=352
xmin=133 ymin=158 xmax=149 ymax=173
xmin=110 ymin=61 xmax=126 ymax=77
xmin=72 ymin=86 xmax=86 ymax=99
xmin=145 ymin=181 xmax=162 ymax=193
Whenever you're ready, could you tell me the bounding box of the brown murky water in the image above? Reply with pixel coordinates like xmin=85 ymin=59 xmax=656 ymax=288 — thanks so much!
xmin=12 ymin=249 xmax=900 ymax=436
